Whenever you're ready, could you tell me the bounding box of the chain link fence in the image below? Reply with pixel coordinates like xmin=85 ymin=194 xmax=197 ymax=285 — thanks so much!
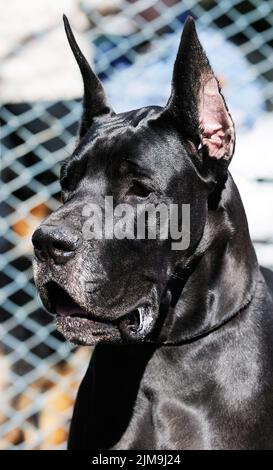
xmin=1 ymin=0 xmax=273 ymax=449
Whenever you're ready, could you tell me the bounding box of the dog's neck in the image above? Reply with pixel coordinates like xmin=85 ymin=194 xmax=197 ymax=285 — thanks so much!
xmin=158 ymin=173 xmax=259 ymax=345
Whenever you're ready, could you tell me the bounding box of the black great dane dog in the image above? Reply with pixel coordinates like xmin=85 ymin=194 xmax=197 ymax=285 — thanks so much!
xmin=32 ymin=16 xmax=273 ymax=449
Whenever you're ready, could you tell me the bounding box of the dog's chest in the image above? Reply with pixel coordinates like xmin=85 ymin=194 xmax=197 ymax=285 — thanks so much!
xmin=114 ymin=349 xmax=213 ymax=449
xmin=114 ymin=335 xmax=273 ymax=450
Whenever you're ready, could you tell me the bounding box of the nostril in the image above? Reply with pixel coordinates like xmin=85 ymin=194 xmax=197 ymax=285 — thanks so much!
xmin=52 ymin=241 xmax=63 ymax=251
xmin=32 ymin=225 xmax=81 ymax=263
xmin=52 ymin=241 xmax=70 ymax=252
xmin=51 ymin=238 xmax=78 ymax=252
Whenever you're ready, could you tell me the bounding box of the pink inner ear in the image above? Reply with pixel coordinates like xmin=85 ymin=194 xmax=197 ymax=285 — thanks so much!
xmin=199 ymin=77 xmax=234 ymax=160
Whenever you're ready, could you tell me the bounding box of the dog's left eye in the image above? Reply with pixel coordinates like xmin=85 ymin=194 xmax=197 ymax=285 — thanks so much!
xmin=127 ymin=181 xmax=151 ymax=199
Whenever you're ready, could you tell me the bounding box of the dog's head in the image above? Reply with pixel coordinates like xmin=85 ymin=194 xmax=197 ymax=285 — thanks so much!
xmin=32 ymin=16 xmax=235 ymax=345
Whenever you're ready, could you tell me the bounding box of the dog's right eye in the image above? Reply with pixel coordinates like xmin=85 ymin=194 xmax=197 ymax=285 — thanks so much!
xmin=127 ymin=181 xmax=151 ymax=199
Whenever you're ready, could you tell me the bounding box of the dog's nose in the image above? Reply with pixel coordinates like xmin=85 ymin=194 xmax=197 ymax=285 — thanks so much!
xmin=32 ymin=225 xmax=81 ymax=264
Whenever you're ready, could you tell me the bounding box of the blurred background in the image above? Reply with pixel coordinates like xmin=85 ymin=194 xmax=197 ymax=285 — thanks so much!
xmin=1 ymin=0 xmax=273 ymax=450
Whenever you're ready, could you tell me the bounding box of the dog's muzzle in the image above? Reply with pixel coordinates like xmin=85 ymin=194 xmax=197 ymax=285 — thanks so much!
xmin=39 ymin=281 xmax=156 ymax=345
xmin=32 ymin=224 xmax=159 ymax=345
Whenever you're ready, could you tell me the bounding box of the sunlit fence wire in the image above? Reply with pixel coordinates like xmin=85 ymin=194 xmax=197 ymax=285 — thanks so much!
xmin=1 ymin=0 xmax=273 ymax=449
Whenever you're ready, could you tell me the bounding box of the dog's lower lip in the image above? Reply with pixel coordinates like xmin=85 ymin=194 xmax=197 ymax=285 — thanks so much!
xmin=44 ymin=281 xmax=153 ymax=329
xmin=55 ymin=302 xmax=111 ymax=323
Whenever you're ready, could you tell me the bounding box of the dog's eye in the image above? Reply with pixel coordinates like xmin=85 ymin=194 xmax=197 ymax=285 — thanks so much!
xmin=127 ymin=181 xmax=151 ymax=198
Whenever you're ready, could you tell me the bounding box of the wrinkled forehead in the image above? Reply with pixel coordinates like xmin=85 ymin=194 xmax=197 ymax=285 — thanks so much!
xmin=75 ymin=105 xmax=182 ymax=167
xmin=111 ymin=106 xmax=163 ymax=128
xmin=88 ymin=105 xmax=163 ymax=143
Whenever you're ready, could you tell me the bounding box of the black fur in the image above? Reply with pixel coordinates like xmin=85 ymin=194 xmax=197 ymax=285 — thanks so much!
xmin=32 ymin=17 xmax=273 ymax=449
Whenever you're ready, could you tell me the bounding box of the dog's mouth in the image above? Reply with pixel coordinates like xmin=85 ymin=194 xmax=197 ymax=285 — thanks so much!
xmin=42 ymin=281 xmax=155 ymax=344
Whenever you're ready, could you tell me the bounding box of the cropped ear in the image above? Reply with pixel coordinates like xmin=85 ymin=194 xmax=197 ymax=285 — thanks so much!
xmin=63 ymin=15 xmax=113 ymax=139
xmin=165 ymin=17 xmax=235 ymax=162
